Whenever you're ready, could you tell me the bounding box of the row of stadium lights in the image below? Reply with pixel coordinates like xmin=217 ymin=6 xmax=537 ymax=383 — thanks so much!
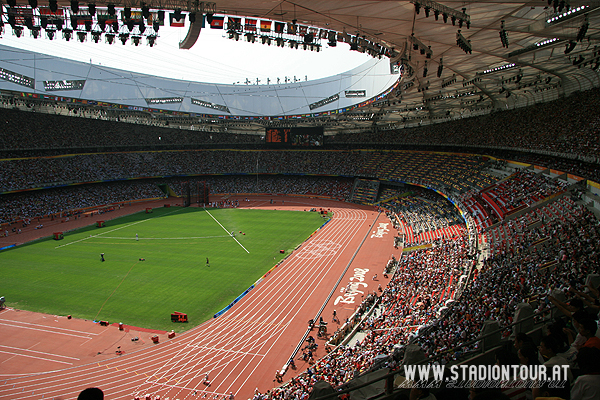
xmin=224 ymin=20 xmax=391 ymax=58
xmin=0 ymin=2 xmax=391 ymax=57
xmin=0 ymin=1 xmax=190 ymax=46
xmin=230 ymin=30 xmax=322 ymax=53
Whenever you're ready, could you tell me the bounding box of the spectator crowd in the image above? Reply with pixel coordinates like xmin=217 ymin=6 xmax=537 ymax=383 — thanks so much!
xmin=1 ymin=83 xmax=600 ymax=400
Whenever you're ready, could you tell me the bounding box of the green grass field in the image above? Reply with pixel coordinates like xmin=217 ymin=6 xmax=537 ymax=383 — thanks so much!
xmin=1 ymin=207 xmax=328 ymax=332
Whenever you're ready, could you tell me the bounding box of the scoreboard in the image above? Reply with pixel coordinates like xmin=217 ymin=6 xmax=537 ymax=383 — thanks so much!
xmin=265 ymin=126 xmax=324 ymax=147
xmin=265 ymin=128 xmax=291 ymax=144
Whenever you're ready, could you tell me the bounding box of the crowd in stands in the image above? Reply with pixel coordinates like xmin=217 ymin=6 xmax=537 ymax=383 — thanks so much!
xmin=0 ymin=176 xmax=355 ymax=225
xmin=3 ymin=88 xmax=600 ymax=167
xmin=351 ymin=179 xmax=380 ymax=204
xmin=0 ymin=150 xmax=367 ymax=192
xmin=166 ymin=176 xmax=353 ymax=201
xmin=481 ymin=169 xmax=570 ymax=218
xmin=353 ymin=151 xmax=496 ymax=194
xmin=2 ymin=87 xmax=600 ymax=190
xmin=256 ymin=235 xmax=472 ymax=400
xmin=409 ymin=195 xmax=599 ymax=364
xmin=329 ymin=87 xmax=600 ymax=162
xmin=0 ymin=147 xmax=503 ymax=226
xmin=255 ymin=186 xmax=600 ymax=399
xmin=0 ymin=181 xmax=164 ymax=225
xmin=410 ymin=199 xmax=600 ymax=361
xmin=385 ymin=187 xmax=464 ymax=246
xmin=487 ymin=150 xmax=600 ymax=187
xmin=0 ymin=150 xmax=496 ymax=195
xmin=3 ymin=86 xmax=600 ymax=400
xmin=0 ymin=106 xmax=260 ymax=153
xmin=458 ymin=190 xmax=497 ymax=231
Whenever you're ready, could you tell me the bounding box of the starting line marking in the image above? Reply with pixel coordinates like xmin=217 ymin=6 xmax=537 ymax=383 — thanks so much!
xmin=0 ymin=345 xmax=80 ymax=361
xmin=0 ymin=350 xmax=73 ymax=365
xmin=0 ymin=322 xmax=93 ymax=340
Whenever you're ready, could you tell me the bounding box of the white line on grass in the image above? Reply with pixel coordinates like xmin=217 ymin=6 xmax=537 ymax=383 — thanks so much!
xmin=54 ymin=208 xmax=183 ymax=249
xmin=99 ymin=235 xmax=231 ymax=240
xmin=204 ymin=208 xmax=250 ymax=254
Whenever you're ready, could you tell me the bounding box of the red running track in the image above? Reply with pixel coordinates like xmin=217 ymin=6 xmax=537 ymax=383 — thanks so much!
xmin=0 ymin=197 xmax=397 ymax=400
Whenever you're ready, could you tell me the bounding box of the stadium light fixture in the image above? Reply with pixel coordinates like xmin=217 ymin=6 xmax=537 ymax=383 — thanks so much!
xmin=481 ymin=63 xmax=517 ymax=75
xmin=412 ymin=0 xmax=470 ymax=28
xmin=173 ymin=8 xmax=183 ymax=21
xmin=576 ymin=15 xmax=589 ymax=42
xmin=537 ymin=37 xmax=560 ymax=47
xmin=147 ymin=34 xmax=156 ymax=47
xmin=228 ymin=30 xmax=239 ymax=41
xmin=508 ymin=38 xmax=560 ymax=57
xmin=63 ymin=28 xmax=73 ymax=41
xmin=564 ymin=40 xmax=576 ymax=54
xmin=30 ymin=26 xmax=41 ymax=38
xmin=142 ymin=4 xmax=150 ymax=20
xmin=119 ymin=32 xmax=129 ymax=45
xmin=410 ymin=33 xmax=433 ymax=59
xmin=499 ymin=20 xmax=508 ymax=48
xmin=13 ymin=26 xmax=23 ymax=37
xmin=105 ymin=32 xmax=115 ymax=44
xmin=456 ymin=30 xmax=472 ymax=54
xmin=327 ymin=31 xmax=336 ymax=47
xmin=547 ymin=5 xmax=589 ymax=24
xmin=77 ymin=31 xmax=87 ymax=42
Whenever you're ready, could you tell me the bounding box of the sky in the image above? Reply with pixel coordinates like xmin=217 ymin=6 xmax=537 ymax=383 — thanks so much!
xmin=0 ymin=16 xmax=373 ymax=85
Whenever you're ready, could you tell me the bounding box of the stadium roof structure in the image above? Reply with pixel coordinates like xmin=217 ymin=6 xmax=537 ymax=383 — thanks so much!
xmin=0 ymin=45 xmax=398 ymax=118
xmin=1 ymin=1 xmax=600 ymax=135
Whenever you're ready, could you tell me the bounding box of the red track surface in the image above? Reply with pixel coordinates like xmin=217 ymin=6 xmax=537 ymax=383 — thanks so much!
xmin=0 ymin=196 xmax=399 ymax=400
